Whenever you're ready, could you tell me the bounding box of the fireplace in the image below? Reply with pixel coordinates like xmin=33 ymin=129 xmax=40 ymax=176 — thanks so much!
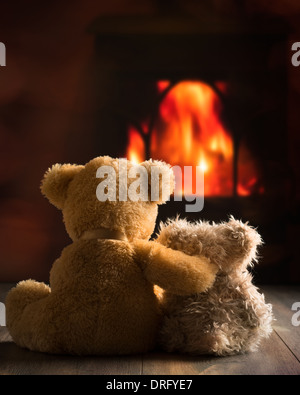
xmin=88 ymin=13 xmax=292 ymax=283
xmin=126 ymin=79 xmax=262 ymax=198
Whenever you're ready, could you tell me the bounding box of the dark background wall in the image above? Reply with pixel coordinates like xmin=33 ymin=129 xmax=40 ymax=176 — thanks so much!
xmin=0 ymin=0 xmax=299 ymax=282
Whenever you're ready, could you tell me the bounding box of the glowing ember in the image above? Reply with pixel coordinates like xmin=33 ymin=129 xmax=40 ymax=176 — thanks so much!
xmin=157 ymin=80 xmax=171 ymax=93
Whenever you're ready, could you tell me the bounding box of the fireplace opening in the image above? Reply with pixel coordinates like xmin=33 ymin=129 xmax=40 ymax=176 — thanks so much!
xmin=126 ymin=80 xmax=262 ymax=199
xmin=89 ymin=13 xmax=294 ymax=283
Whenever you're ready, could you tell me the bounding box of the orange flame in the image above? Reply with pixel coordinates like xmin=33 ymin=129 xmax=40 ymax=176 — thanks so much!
xmin=127 ymin=80 xmax=261 ymax=197
xmin=127 ymin=127 xmax=145 ymax=164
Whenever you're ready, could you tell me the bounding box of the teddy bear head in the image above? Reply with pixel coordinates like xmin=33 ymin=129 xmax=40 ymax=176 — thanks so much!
xmin=41 ymin=156 xmax=174 ymax=242
xmin=210 ymin=216 xmax=263 ymax=273
xmin=157 ymin=216 xmax=263 ymax=274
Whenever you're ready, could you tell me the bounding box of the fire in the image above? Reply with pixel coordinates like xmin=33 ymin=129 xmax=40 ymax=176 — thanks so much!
xmin=157 ymin=80 xmax=171 ymax=93
xmin=126 ymin=80 xmax=260 ymax=197
xmin=198 ymin=157 xmax=209 ymax=173
xmin=127 ymin=127 xmax=144 ymax=164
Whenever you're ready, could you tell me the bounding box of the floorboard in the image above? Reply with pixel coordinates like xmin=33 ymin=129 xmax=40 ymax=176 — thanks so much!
xmin=0 ymin=341 xmax=142 ymax=375
xmin=1 ymin=283 xmax=300 ymax=375
xmin=263 ymin=286 xmax=300 ymax=362
xmin=142 ymin=331 xmax=300 ymax=375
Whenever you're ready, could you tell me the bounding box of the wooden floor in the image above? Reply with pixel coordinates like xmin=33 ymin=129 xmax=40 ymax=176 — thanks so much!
xmin=0 ymin=283 xmax=299 ymax=375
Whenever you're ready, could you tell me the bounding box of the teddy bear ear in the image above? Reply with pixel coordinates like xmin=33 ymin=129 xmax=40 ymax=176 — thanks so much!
xmin=140 ymin=160 xmax=175 ymax=204
xmin=40 ymin=163 xmax=84 ymax=209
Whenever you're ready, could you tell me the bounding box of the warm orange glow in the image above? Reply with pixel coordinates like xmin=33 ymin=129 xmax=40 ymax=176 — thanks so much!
xmin=238 ymin=143 xmax=262 ymax=196
xmin=127 ymin=127 xmax=145 ymax=164
xmin=157 ymin=80 xmax=171 ymax=93
xmin=126 ymin=80 xmax=261 ymax=197
xmin=215 ymin=81 xmax=229 ymax=95
xmin=151 ymin=81 xmax=234 ymax=196
xmin=198 ymin=157 xmax=209 ymax=173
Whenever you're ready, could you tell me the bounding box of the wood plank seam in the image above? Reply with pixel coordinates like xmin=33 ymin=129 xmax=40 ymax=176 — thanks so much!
xmin=273 ymin=329 xmax=300 ymax=364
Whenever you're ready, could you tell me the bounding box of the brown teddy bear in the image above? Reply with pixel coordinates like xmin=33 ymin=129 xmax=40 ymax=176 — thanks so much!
xmin=6 ymin=156 xmax=218 ymax=355
xmin=156 ymin=216 xmax=274 ymax=356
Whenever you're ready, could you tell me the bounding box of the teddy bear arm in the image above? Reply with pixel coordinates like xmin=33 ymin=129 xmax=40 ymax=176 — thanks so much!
xmin=133 ymin=240 xmax=218 ymax=295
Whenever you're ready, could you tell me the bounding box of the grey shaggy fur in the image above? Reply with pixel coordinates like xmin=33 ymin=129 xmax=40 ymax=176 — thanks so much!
xmin=156 ymin=217 xmax=274 ymax=356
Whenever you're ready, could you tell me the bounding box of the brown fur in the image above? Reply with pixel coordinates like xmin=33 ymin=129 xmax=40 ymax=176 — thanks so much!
xmin=6 ymin=157 xmax=218 ymax=355
xmin=156 ymin=217 xmax=274 ymax=356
